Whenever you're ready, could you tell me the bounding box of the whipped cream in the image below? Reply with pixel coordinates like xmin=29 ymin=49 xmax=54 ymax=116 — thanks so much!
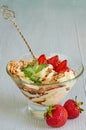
xmin=8 ymin=60 xmax=75 ymax=84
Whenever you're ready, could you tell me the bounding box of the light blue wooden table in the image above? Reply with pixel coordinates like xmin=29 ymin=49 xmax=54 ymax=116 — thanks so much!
xmin=0 ymin=0 xmax=86 ymax=130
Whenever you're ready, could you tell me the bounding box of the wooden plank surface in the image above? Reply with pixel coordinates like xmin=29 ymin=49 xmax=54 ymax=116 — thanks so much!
xmin=0 ymin=1 xmax=86 ymax=130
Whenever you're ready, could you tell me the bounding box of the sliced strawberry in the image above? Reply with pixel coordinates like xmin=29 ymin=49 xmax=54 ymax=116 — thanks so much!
xmin=47 ymin=55 xmax=59 ymax=68
xmin=55 ymin=60 xmax=69 ymax=73
xmin=60 ymin=66 xmax=69 ymax=73
xmin=38 ymin=54 xmax=47 ymax=64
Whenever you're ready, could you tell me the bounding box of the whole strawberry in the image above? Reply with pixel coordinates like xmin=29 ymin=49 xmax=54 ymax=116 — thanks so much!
xmin=44 ymin=104 xmax=68 ymax=127
xmin=64 ymin=97 xmax=84 ymax=119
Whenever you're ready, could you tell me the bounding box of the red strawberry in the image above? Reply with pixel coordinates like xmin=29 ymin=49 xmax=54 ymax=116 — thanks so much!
xmin=47 ymin=55 xmax=59 ymax=68
xmin=55 ymin=60 xmax=69 ymax=73
xmin=38 ymin=54 xmax=47 ymax=64
xmin=44 ymin=104 xmax=68 ymax=127
xmin=64 ymin=97 xmax=84 ymax=119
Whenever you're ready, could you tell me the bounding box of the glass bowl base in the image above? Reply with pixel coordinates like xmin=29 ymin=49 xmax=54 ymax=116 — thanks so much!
xmin=27 ymin=104 xmax=48 ymax=119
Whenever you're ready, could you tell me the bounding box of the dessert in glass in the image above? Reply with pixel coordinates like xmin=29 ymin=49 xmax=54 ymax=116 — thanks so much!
xmin=6 ymin=52 xmax=84 ymax=119
xmin=1 ymin=4 xmax=84 ymax=119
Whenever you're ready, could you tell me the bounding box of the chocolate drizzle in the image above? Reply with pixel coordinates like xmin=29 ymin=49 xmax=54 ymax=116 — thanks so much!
xmin=16 ymin=82 xmax=67 ymax=105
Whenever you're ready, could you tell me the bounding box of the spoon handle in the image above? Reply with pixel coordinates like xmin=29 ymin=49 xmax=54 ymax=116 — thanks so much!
xmin=12 ymin=20 xmax=36 ymax=59
xmin=0 ymin=5 xmax=36 ymax=59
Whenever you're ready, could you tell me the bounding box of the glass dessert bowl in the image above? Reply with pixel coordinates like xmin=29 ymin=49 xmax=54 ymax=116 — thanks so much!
xmin=6 ymin=53 xmax=84 ymax=119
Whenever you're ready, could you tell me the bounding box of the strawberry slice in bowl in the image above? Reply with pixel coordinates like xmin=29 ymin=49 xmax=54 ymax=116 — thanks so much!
xmin=47 ymin=55 xmax=59 ymax=68
xmin=38 ymin=54 xmax=47 ymax=64
xmin=55 ymin=60 xmax=70 ymax=73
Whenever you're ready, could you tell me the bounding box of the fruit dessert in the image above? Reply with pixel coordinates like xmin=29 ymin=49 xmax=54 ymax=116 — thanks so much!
xmin=7 ymin=54 xmax=76 ymax=106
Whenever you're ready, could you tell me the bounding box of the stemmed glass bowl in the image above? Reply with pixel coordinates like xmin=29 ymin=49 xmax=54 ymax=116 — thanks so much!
xmin=6 ymin=52 xmax=84 ymax=119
